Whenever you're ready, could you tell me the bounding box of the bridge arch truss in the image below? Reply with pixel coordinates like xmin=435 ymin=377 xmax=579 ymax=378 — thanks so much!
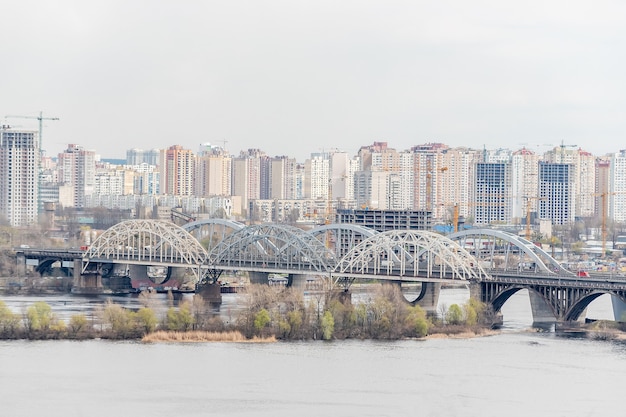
xmin=208 ymin=223 xmax=336 ymax=274
xmin=334 ymin=230 xmax=489 ymax=284
xmin=308 ymin=224 xmax=379 ymax=260
xmin=183 ymin=218 xmax=246 ymax=253
xmin=84 ymin=220 xmax=209 ymax=281
xmin=448 ymin=229 xmax=571 ymax=275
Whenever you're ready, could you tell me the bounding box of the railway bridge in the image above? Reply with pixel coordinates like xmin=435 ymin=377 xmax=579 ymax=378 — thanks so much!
xmin=15 ymin=219 xmax=626 ymax=324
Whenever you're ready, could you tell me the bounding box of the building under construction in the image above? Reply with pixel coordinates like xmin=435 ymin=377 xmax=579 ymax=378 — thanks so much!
xmin=335 ymin=209 xmax=432 ymax=232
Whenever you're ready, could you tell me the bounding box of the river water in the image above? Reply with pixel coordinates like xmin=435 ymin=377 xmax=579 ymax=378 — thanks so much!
xmin=0 ymin=289 xmax=624 ymax=416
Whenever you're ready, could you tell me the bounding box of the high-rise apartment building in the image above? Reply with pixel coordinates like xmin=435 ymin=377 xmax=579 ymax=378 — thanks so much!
xmin=0 ymin=128 xmax=39 ymax=226
xmin=357 ymin=143 xmax=412 ymax=210
xmin=195 ymin=147 xmax=231 ymax=197
xmin=304 ymin=153 xmax=330 ymax=199
xmin=329 ymin=150 xmax=359 ymax=202
xmin=538 ymin=162 xmax=574 ymax=225
xmin=126 ymin=148 xmax=159 ymax=166
xmin=595 ymin=159 xmax=610 ymax=219
xmin=158 ymin=145 xmax=195 ymax=196
xmin=57 ymin=144 xmax=96 ymax=208
xmin=265 ymin=156 xmax=297 ymax=200
xmin=132 ymin=163 xmax=160 ymax=195
xmin=474 ymin=162 xmax=512 ymax=225
xmin=412 ymin=145 xmax=480 ymax=221
xmin=231 ymin=149 xmax=263 ymax=213
xmin=354 ymin=170 xmax=393 ymax=209
xmin=574 ymin=149 xmax=596 ymax=218
xmin=609 ymin=151 xmax=626 ymax=222
xmin=510 ymin=148 xmax=540 ymax=221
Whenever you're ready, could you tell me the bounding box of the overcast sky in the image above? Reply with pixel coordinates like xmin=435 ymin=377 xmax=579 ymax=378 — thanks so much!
xmin=2 ymin=1 xmax=626 ymax=161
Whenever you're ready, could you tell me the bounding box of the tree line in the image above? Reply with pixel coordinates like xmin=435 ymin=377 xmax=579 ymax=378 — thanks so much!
xmin=0 ymin=284 xmax=497 ymax=341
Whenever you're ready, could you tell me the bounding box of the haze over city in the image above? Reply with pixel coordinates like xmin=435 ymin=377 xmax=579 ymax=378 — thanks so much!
xmin=3 ymin=1 xmax=626 ymax=161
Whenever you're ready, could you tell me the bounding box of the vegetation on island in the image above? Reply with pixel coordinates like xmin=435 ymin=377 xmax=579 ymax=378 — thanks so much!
xmin=0 ymin=284 xmax=497 ymax=342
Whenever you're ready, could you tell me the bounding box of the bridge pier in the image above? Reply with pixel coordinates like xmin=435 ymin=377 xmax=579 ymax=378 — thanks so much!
xmin=73 ymin=272 xmax=103 ymax=293
xmin=415 ymin=282 xmax=441 ymax=313
xmin=528 ymin=290 xmax=558 ymax=326
xmin=612 ymin=295 xmax=626 ymax=322
xmin=288 ymin=274 xmax=310 ymax=289
xmin=249 ymin=271 xmax=270 ymax=285
xmin=16 ymin=253 xmax=26 ymax=276
xmin=196 ymin=282 xmax=222 ymax=304
xmin=72 ymin=259 xmax=83 ymax=289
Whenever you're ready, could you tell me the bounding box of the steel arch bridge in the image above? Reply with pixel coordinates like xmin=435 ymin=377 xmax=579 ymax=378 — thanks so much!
xmin=206 ymin=223 xmax=336 ymax=277
xmin=447 ymin=229 xmax=570 ymax=275
xmin=308 ymin=223 xmax=379 ymax=259
xmin=182 ymin=219 xmax=245 ymax=252
xmin=83 ymin=220 xmax=209 ymax=282
xmin=334 ymin=230 xmax=488 ymax=286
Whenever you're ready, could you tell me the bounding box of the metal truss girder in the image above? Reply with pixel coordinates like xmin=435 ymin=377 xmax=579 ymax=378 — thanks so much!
xmin=208 ymin=223 xmax=336 ymax=273
xmin=85 ymin=219 xmax=208 ymax=270
xmin=335 ymin=230 xmax=488 ymax=281
xmin=448 ymin=229 xmax=571 ymax=275
xmin=183 ymin=218 xmax=245 ymax=252
xmin=308 ymin=224 xmax=379 ymax=259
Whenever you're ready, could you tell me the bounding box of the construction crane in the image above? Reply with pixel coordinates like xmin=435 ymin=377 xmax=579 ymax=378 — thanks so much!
xmin=524 ymin=196 xmax=546 ymax=241
xmin=426 ymin=162 xmax=447 ymax=213
xmin=5 ymin=111 xmax=59 ymax=155
xmin=558 ymin=140 xmax=577 ymax=163
xmin=442 ymin=199 xmax=506 ymax=233
xmin=5 ymin=112 xmax=59 ymax=214
xmin=586 ymin=190 xmax=626 ymax=257
xmin=593 ymin=191 xmax=620 ymax=257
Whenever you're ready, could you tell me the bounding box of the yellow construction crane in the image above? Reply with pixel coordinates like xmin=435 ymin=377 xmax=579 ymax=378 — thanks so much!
xmin=587 ymin=191 xmax=626 ymax=257
xmin=443 ymin=199 xmax=506 ymax=233
xmin=593 ymin=191 xmax=617 ymax=257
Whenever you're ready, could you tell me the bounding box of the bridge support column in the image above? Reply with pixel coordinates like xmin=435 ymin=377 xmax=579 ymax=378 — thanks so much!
xmin=288 ymin=274 xmax=309 ymax=289
xmin=16 ymin=253 xmax=26 ymax=277
xmin=248 ymin=271 xmax=270 ymax=285
xmin=415 ymin=282 xmax=441 ymax=313
xmin=612 ymin=295 xmax=626 ymax=322
xmin=196 ymin=282 xmax=222 ymax=305
xmin=72 ymin=259 xmax=83 ymax=289
xmin=528 ymin=290 xmax=558 ymax=325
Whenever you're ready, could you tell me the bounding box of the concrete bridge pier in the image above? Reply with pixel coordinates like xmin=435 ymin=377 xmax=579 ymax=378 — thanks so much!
xmin=527 ymin=290 xmax=587 ymax=326
xmin=196 ymin=282 xmax=222 ymax=304
xmin=73 ymin=263 xmax=103 ymax=293
xmin=528 ymin=290 xmax=558 ymax=327
xmin=16 ymin=253 xmax=26 ymax=277
xmin=288 ymin=274 xmax=309 ymax=289
xmin=612 ymin=295 xmax=626 ymax=322
xmin=72 ymin=259 xmax=83 ymax=289
xmin=248 ymin=271 xmax=270 ymax=285
xmin=415 ymin=282 xmax=441 ymax=313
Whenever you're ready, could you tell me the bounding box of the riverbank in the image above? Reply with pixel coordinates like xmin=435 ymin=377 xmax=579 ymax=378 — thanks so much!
xmin=0 ymin=276 xmax=72 ymax=294
xmin=142 ymin=330 xmax=276 ymax=343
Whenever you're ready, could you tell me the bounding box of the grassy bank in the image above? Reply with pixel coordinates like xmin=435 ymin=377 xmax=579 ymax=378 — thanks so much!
xmin=142 ymin=330 xmax=276 ymax=343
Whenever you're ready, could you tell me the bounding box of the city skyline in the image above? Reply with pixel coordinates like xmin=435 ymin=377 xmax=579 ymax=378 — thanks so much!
xmin=2 ymin=1 xmax=626 ymax=161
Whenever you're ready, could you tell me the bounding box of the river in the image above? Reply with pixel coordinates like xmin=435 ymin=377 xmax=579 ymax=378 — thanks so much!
xmin=0 ymin=289 xmax=624 ymax=416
